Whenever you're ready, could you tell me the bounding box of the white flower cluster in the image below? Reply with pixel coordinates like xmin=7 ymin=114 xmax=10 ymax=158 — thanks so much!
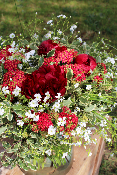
xmin=70 ymin=24 xmax=77 ymax=34
xmin=0 ymin=106 xmax=4 ymax=116
xmin=24 ymin=50 xmax=35 ymax=63
xmin=2 ymin=86 xmax=9 ymax=95
xmin=44 ymin=31 xmax=53 ymax=39
xmin=105 ymin=57 xmax=115 ymax=65
xmin=57 ymin=14 xmax=66 ymax=18
xmin=12 ymin=86 xmax=21 ymax=96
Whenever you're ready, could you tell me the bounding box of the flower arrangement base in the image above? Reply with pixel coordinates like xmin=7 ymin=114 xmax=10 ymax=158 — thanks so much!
xmin=1 ymin=130 xmax=105 ymax=175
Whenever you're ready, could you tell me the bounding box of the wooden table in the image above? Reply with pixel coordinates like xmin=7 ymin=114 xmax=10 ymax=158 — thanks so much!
xmin=0 ymin=129 xmax=105 ymax=175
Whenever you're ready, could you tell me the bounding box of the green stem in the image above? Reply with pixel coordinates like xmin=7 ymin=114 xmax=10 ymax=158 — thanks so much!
xmin=14 ymin=0 xmax=25 ymax=37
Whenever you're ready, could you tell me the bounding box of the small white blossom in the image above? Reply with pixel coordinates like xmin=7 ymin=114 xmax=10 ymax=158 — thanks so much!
xmin=115 ymin=87 xmax=117 ymax=91
xmin=98 ymin=31 xmax=100 ymax=34
xmin=76 ymin=126 xmax=81 ymax=134
xmin=90 ymin=69 xmax=93 ymax=74
xmin=110 ymin=153 xmax=114 ymax=157
xmin=57 ymin=14 xmax=66 ymax=18
xmin=45 ymin=149 xmax=51 ymax=156
xmin=105 ymin=57 xmax=115 ymax=64
xmin=34 ymin=93 xmax=42 ymax=102
xmin=44 ymin=102 xmax=49 ymax=108
xmin=86 ymin=85 xmax=92 ymax=90
xmin=36 ymin=12 xmax=37 ymax=15
xmin=28 ymin=100 xmax=39 ymax=107
xmin=70 ymin=24 xmax=77 ymax=33
xmin=17 ymin=120 xmax=24 ymax=126
xmin=55 ymin=93 xmax=61 ymax=99
xmin=78 ymin=122 xmax=86 ymax=127
xmin=53 ymin=37 xmax=60 ymax=40
xmin=62 ymin=152 xmax=68 ymax=159
xmin=57 ymin=29 xmax=62 ymax=35
xmin=98 ymin=92 xmax=101 ymax=97
xmin=0 ymin=108 xmax=4 ymax=116
xmin=71 ymin=130 xmax=76 ymax=136
xmin=83 ymin=42 xmax=86 ymax=45
xmin=76 ymin=107 xmax=80 ymax=112
xmin=25 ymin=110 xmax=35 ymax=119
xmin=51 ymin=101 xmax=61 ymax=112
xmin=88 ymin=152 xmax=92 ymax=156
xmin=57 ymin=117 xmax=66 ymax=126
xmin=45 ymin=91 xmax=50 ymax=99
xmin=12 ymin=86 xmax=21 ymax=96
xmin=0 ymin=36 xmax=2 ymax=40
xmin=18 ymin=64 xmax=23 ymax=70
xmin=2 ymin=86 xmax=9 ymax=95
xmin=74 ymin=141 xmax=82 ymax=146
xmin=48 ymin=125 xmax=56 ymax=135
xmin=33 ymin=115 xmax=39 ymax=122
xmin=30 ymin=50 xmax=35 ymax=56
xmin=33 ymin=33 xmax=38 ymax=39
xmin=9 ymin=33 xmax=15 ymax=39
xmin=11 ymin=41 xmax=15 ymax=48
xmin=106 ymin=138 xmax=111 ymax=142
xmin=100 ymin=120 xmax=107 ymax=127
xmin=101 ymin=39 xmax=105 ymax=45
xmin=74 ymin=83 xmax=79 ymax=88
xmin=47 ymin=20 xmax=53 ymax=24
xmin=84 ymin=145 xmax=86 ymax=149
xmin=77 ymin=37 xmax=82 ymax=43
xmin=45 ymin=33 xmax=51 ymax=39
xmin=38 ymin=105 xmax=44 ymax=112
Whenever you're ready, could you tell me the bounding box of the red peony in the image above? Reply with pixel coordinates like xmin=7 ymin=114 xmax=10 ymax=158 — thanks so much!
xmin=73 ymin=54 xmax=97 ymax=74
xmin=37 ymin=39 xmax=59 ymax=56
xmin=21 ymin=64 xmax=67 ymax=103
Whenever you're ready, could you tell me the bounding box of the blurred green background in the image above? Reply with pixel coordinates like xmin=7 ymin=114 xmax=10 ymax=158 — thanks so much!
xmin=0 ymin=0 xmax=117 ymax=55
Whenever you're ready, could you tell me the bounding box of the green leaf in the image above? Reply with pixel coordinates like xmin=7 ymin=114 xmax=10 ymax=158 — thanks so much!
xmin=12 ymin=104 xmax=25 ymax=111
xmin=84 ymin=104 xmax=96 ymax=112
xmin=46 ymin=49 xmax=55 ymax=58
xmin=0 ymin=151 xmax=5 ymax=157
xmin=62 ymin=97 xmax=72 ymax=107
xmin=30 ymin=44 xmax=38 ymax=50
xmin=2 ymin=100 xmax=10 ymax=107
xmin=25 ymin=67 xmax=37 ymax=73
xmin=13 ymin=142 xmax=21 ymax=151
xmin=0 ymin=126 xmax=7 ymax=135
xmin=21 ymin=39 xmax=29 ymax=45
xmin=39 ymin=57 xmax=44 ymax=67
xmin=7 ymin=113 xmax=13 ymax=121
xmin=94 ymin=113 xmax=103 ymax=119
xmin=22 ymin=165 xmax=29 ymax=171
xmin=25 ymin=157 xmax=31 ymax=163
xmin=41 ymin=162 xmax=45 ymax=169
xmin=96 ymin=56 xmax=101 ymax=63
xmin=30 ymin=133 xmax=37 ymax=138
xmin=13 ymin=110 xmax=24 ymax=116
xmin=79 ymin=97 xmax=88 ymax=105
xmin=71 ymin=40 xmax=81 ymax=46
xmin=66 ymin=68 xmax=73 ymax=79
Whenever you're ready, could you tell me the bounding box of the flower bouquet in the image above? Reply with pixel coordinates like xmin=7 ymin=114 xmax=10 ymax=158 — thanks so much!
xmin=0 ymin=14 xmax=117 ymax=172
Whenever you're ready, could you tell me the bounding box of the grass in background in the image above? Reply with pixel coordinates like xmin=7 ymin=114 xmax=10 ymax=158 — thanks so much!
xmin=0 ymin=0 xmax=117 ymax=174
xmin=0 ymin=0 xmax=117 ymax=54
